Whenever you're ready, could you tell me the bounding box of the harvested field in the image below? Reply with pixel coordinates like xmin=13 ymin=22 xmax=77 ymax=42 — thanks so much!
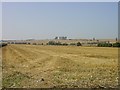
xmin=2 ymin=44 xmax=118 ymax=88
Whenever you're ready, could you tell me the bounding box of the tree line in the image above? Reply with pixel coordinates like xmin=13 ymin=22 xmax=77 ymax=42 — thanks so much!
xmin=6 ymin=41 xmax=120 ymax=47
xmin=97 ymin=42 xmax=120 ymax=47
xmin=47 ymin=41 xmax=81 ymax=46
xmin=0 ymin=43 xmax=8 ymax=47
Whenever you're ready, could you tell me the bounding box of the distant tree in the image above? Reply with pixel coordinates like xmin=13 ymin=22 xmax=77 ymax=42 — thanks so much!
xmin=116 ymin=37 xmax=118 ymax=42
xmin=7 ymin=42 xmax=10 ymax=44
xmin=97 ymin=40 xmax=99 ymax=42
xmin=97 ymin=43 xmax=112 ymax=47
xmin=77 ymin=42 xmax=82 ymax=46
xmin=1 ymin=43 xmax=7 ymax=47
xmin=11 ymin=42 xmax=14 ymax=44
xmin=113 ymin=42 xmax=120 ymax=47
xmin=62 ymin=43 xmax=68 ymax=46
xmin=56 ymin=41 xmax=62 ymax=45
xmin=107 ymin=43 xmax=112 ymax=47
xmin=48 ymin=41 xmax=56 ymax=45
xmin=33 ymin=43 xmax=37 ymax=45
xmin=70 ymin=43 xmax=76 ymax=46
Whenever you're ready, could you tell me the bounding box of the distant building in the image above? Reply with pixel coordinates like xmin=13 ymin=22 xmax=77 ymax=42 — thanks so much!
xmin=59 ymin=36 xmax=67 ymax=40
xmin=26 ymin=39 xmax=35 ymax=41
xmin=93 ymin=37 xmax=95 ymax=41
xmin=55 ymin=37 xmax=58 ymax=39
xmin=54 ymin=36 xmax=67 ymax=40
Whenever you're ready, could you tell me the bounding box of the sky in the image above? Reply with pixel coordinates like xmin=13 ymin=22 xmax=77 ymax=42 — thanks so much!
xmin=1 ymin=0 xmax=120 ymax=2
xmin=2 ymin=2 xmax=118 ymax=40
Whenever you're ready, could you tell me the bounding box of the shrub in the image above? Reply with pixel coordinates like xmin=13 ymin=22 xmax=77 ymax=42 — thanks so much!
xmin=77 ymin=42 xmax=82 ymax=46
xmin=33 ymin=43 xmax=37 ymax=45
xmin=62 ymin=43 xmax=68 ymax=46
xmin=27 ymin=43 xmax=30 ymax=44
xmin=56 ymin=42 xmax=62 ymax=45
xmin=107 ymin=43 xmax=112 ymax=47
xmin=47 ymin=41 xmax=69 ymax=46
xmin=0 ymin=43 xmax=7 ymax=47
xmin=98 ymin=43 xmax=112 ymax=47
xmin=70 ymin=43 xmax=76 ymax=46
xmin=113 ymin=42 xmax=120 ymax=47
xmin=47 ymin=41 xmax=56 ymax=45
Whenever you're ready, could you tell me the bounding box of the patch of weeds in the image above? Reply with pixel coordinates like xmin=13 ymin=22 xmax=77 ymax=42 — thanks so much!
xmin=57 ymin=57 xmax=81 ymax=72
xmin=3 ymin=71 xmax=30 ymax=88
xmin=2 ymin=61 xmax=7 ymax=69
xmin=11 ymin=65 xmax=15 ymax=68
xmin=53 ymin=72 xmax=64 ymax=84
xmin=54 ymin=79 xmax=64 ymax=84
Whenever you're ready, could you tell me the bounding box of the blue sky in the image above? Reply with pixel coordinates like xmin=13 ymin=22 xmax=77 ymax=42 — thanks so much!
xmin=2 ymin=2 xmax=118 ymax=40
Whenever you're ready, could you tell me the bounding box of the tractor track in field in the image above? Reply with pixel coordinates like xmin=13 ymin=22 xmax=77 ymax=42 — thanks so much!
xmin=2 ymin=44 xmax=118 ymax=88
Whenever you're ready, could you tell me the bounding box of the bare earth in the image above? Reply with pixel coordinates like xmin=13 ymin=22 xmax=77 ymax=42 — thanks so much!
xmin=2 ymin=44 xmax=118 ymax=88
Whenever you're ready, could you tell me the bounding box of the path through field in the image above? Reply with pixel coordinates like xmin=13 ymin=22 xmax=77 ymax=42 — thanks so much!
xmin=2 ymin=44 xmax=118 ymax=88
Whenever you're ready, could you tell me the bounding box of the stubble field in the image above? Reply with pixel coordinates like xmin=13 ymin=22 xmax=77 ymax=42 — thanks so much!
xmin=1 ymin=44 xmax=118 ymax=88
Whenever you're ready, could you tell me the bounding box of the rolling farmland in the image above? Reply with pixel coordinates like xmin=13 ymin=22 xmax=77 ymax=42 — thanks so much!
xmin=2 ymin=44 xmax=118 ymax=88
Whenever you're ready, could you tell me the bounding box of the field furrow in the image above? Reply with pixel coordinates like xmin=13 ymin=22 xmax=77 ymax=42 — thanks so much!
xmin=2 ymin=44 xmax=118 ymax=88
